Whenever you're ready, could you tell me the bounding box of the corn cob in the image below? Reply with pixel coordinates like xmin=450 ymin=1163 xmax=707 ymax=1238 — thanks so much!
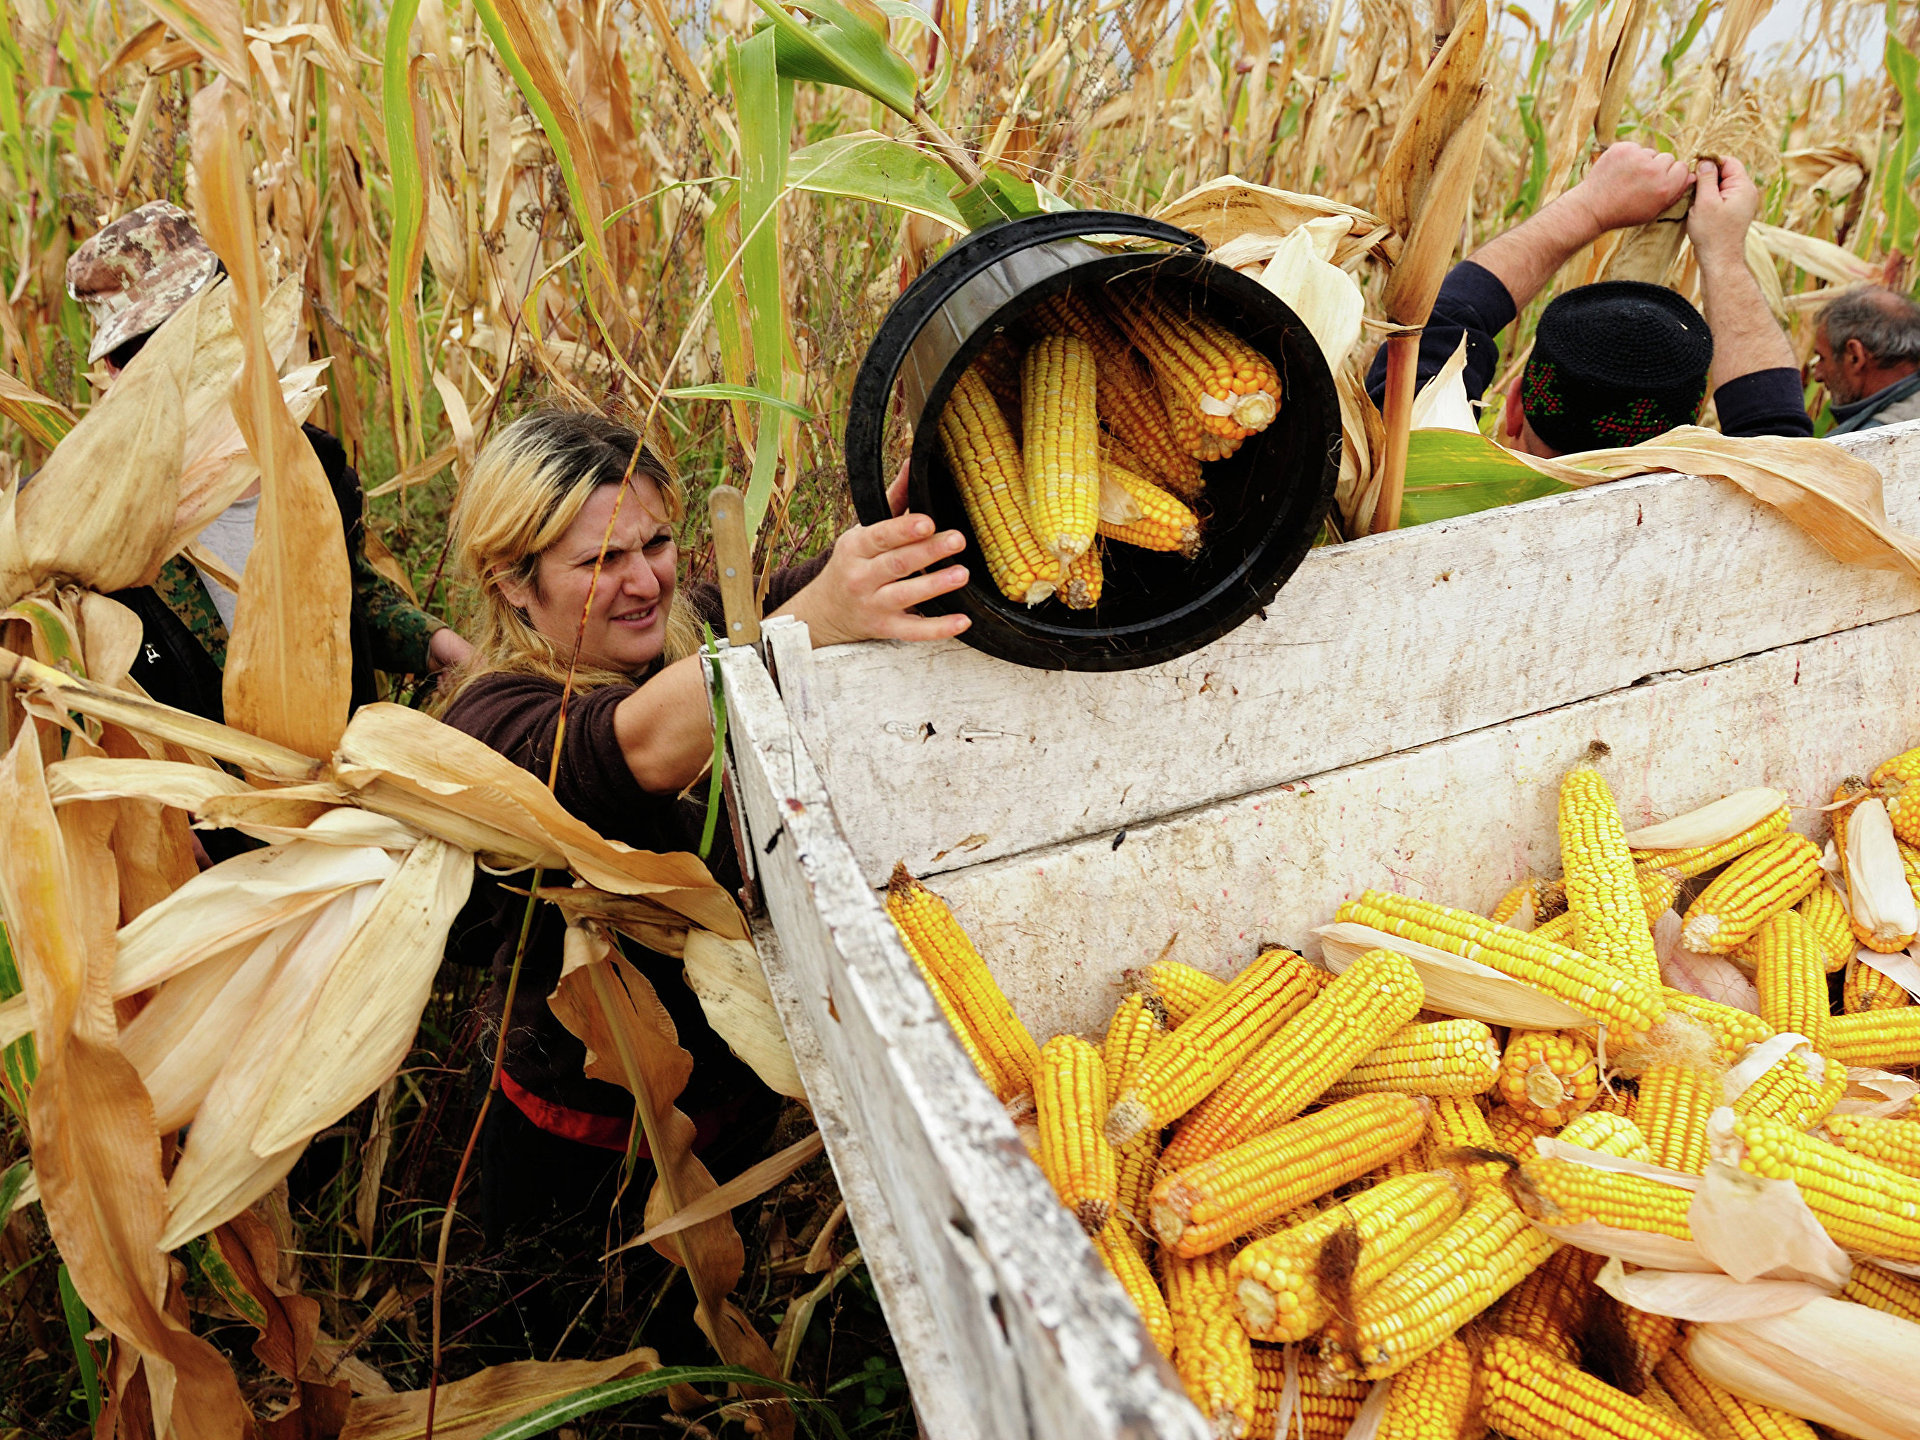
xmin=1514 ymin=1155 xmax=1696 ymax=1241
xmin=1250 ymin=1349 xmax=1368 ymax=1440
xmin=1115 ymin=291 xmax=1281 ymax=445
xmin=1841 ymin=1260 xmax=1920 ymax=1322
xmin=1143 ymin=960 xmax=1228 ymax=1025
xmin=895 ymin=928 xmax=1011 ymax=1099
xmin=1230 ymin=1171 xmax=1466 ymax=1342
xmin=1062 ymin=540 xmax=1102 ymax=609
xmin=1748 ymin=909 xmax=1830 ymax=1052
xmin=1558 ymin=1111 xmax=1655 ymax=1161
xmin=1614 ymin=1303 xmax=1683 ymax=1389
xmin=1844 ymin=952 xmax=1912 ymax=1013
xmin=1733 ymin=1111 xmax=1920 ymax=1261
xmin=1104 ymin=994 xmax=1165 ymax=1255
xmin=1020 ymin=333 xmax=1100 ymax=567
xmin=965 ymin=331 xmax=1025 ymax=427
xmin=1497 ymin=1029 xmax=1599 ymax=1127
xmin=1163 ymin=1248 xmax=1257 ymax=1439
xmin=1562 ymin=761 xmax=1664 ymax=986
xmin=1590 ymin=1081 xmax=1638 ymax=1117
xmin=1631 ymin=1062 xmax=1719 ymax=1175
xmin=1679 ymin=833 xmax=1824 ymax=954
xmin=1533 ymin=865 xmax=1675 ymax=949
xmin=1872 ymin=745 xmax=1920 ymax=787
xmin=1326 ymin=1184 xmax=1554 ymax=1380
xmin=1631 ymin=802 xmax=1791 ymax=880
xmin=1106 ymin=948 xmax=1323 ymax=1147
xmin=1660 ymin=991 xmax=1777 ymax=1064
xmin=1822 ymin=1113 xmax=1920 ymax=1178
xmin=1378 ymin=1335 xmax=1476 ymax=1440
xmin=1097 ymin=451 xmax=1202 ymax=556
xmin=1427 ymin=1093 xmax=1511 ymax=1187
xmin=1151 ymin=1093 xmax=1426 ymax=1257
xmin=1637 ymin=1378 xmax=1693 ymax=1426
xmin=1797 ymin=883 xmax=1856 ymax=972
xmin=1161 ymin=949 xmax=1423 ymax=1167
xmin=1494 ymin=1244 xmax=1605 ymax=1361
xmin=937 ymin=366 xmax=1059 ymax=605
xmin=1731 ymin=1050 xmax=1846 ymax=1129
xmin=1877 ymin=764 xmax=1920 ymax=847
xmin=1091 ymin=1214 xmax=1173 ymax=1358
xmin=1034 ymin=291 xmax=1204 ymax=498
xmin=1656 ymin=1349 xmax=1820 ymax=1439
xmin=1479 ymin=1334 xmax=1708 ymax=1440
xmin=1034 ymin=1035 xmax=1116 ymax=1233
xmin=1492 ymin=880 xmax=1542 ymax=925
xmin=888 ymin=864 xmax=1040 ymax=1097
xmin=1488 ymin=1103 xmax=1556 ymax=1158
xmin=1322 ymin=1018 xmax=1500 ymax=1100
xmin=1826 ymin=1007 xmax=1920 ymax=1067
xmin=1372 ymin=1142 xmax=1430 ymax=1180
xmin=1340 ymin=890 xmax=1667 ymax=1036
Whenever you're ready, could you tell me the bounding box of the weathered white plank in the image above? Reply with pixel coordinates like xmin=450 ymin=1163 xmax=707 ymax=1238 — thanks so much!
xmin=931 ymin=609 xmax=1920 ymax=1042
xmin=720 ymin=645 xmax=1205 ymax=1440
xmin=787 ymin=424 xmax=1920 ymax=886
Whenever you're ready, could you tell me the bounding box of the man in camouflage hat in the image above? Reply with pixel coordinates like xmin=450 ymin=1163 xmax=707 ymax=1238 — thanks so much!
xmin=65 ymin=201 xmax=471 ymax=741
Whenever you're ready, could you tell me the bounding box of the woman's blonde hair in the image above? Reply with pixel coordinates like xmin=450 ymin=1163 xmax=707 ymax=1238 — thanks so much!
xmin=448 ymin=409 xmax=702 ymax=698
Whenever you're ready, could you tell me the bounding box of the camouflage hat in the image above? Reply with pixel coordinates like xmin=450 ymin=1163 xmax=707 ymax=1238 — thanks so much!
xmin=67 ymin=201 xmax=219 ymax=364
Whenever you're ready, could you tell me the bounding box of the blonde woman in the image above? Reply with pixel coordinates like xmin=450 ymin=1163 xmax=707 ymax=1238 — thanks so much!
xmin=441 ymin=409 xmax=967 ymax=1274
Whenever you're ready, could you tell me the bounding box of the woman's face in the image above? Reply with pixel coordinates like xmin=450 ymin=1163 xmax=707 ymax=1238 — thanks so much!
xmin=503 ymin=476 xmax=679 ymax=673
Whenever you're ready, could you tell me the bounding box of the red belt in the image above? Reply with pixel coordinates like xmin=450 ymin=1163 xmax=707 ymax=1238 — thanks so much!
xmin=499 ymin=1070 xmax=740 ymax=1155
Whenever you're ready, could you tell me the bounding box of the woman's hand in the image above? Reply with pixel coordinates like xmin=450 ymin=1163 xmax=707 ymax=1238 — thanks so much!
xmin=779 ymin=509 xmax=972 ymax=647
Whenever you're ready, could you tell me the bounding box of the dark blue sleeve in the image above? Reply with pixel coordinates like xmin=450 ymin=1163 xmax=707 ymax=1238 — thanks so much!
xmin=1365 ymin=260 xmax=1517 ymax=408
xmin=1713 ymin=368 xmax=1813 ymax=438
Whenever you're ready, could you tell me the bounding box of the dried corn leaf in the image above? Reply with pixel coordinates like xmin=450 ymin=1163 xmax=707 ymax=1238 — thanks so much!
xmin=682 ymin=931 xmax=804 ymax=1100
xmin=338 ymin=1347 xmax=662 ymax=1440
xmin=1375 ymin=0 xmax=1487 ymax=240
xmin=1752 ymin=222 xmax=1880 ymax=286
xmin=1154 ymin=175 xmax=1394 ymax=272
xmin=135 ymin=0 xmax=250 ymax=84
xmin=0 ymin=724 xmax=94 ymax=1047
xmin=47 ymin=756 xmax=255 ymax=813
xmin=1382 ymin=89 xmax=1491 ymax=325
xmin=0 ymin=366 xmax=77 ymax=448
xmin=119 ymin=936 xmax=288 ymax=1133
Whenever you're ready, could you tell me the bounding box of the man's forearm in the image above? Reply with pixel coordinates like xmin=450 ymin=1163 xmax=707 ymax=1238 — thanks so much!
xmin=1466 ymin=192 xmax=1603 ymax=313
xmin=1696 ymin=248 xmax=1798 ymax=392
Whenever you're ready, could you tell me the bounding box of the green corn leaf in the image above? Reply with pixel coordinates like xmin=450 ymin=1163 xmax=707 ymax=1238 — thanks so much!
xmin=786 ymin=131 xmax=968 ymax=230
xmin=665 ymin=384 xmax=816 ymax=422
xmin=751 ymin=0 xmax=918 ymax=117
xmin=702 ymin=182 xmax=756 ymax=449
xmin=476 ymin=1365 xmax=830 ymax=1440
xmin=58 ymin=1264 xmax=101 ymax=1425
xmin=381 ymin=0 xmax=428 ymax=463
xmin=1879 ymin=7 xmax=1920 ymax=260
xmin=699 ymin=626 xmax=727 ymax=861
xmin=1507 ymin=94 xmax=1549 ymax=218
xmin=0 ymin=1158 xmax=30 ymax=1220
xmin=1397 ymin=429 xmax=1572 ymax=527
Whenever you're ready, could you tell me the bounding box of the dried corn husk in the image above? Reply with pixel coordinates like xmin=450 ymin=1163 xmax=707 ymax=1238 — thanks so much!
xmin=682 ymin=930 xmax=805 ymax=1100
xmin=1845 ymin=800 xmax=1919 ymax=951
xmin=1686 ymin=1300 xmax=1920 ymax=1440
xmin=1252 ymin=218 xmax=1365 ymax=371
xmin=1315 ymin=920 xmax=1592 ymax=1029
xmin=1625 ymin=789 xmax=1789 ymax=850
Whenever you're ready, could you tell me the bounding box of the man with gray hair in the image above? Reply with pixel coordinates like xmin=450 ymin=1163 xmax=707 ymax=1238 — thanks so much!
xmin=1811 ymin=285 xmax=1920 ymax=435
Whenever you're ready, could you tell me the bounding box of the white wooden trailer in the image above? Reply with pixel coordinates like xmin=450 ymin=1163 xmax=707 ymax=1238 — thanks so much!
xmin=719 ymin=422 xmax=1920 ymax=1439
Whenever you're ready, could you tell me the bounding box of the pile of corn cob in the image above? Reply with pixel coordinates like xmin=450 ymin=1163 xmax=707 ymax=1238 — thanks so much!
xmin=935 ymin=282 xmax=1281 ymax=610
xmin=886 ymin=740 xmax=1920 ymax=1440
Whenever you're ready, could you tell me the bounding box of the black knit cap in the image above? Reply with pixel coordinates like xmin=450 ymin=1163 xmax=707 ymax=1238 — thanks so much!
xmin=1520 ymin=281 xmax=1713 ymax=452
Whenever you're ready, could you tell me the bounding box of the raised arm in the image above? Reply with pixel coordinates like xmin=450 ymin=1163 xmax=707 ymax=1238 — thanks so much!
xmin=1469 ymin=143 xmax=1694 ymax=311
xmin=1685 ymin=156 xmax=1798 ymax=390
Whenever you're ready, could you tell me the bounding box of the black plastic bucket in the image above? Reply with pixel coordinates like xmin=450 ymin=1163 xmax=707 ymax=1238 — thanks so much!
xmin=845 ymin=210 xmax=1342 ymax=672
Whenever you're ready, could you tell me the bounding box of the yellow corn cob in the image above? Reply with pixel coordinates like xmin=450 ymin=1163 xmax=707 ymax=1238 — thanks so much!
xmin=1562 ymin=761 xmax=1664 ymax=986
xmin=937 ymin=366 xmax=1059 ymax=605
xmin=1061 ymin=540 xmax=1102 ymax=609
xmin=1162 ymin=949 xmax=1423 ymax=1168
xmin=1163 ymin=1248 xmax=1257 ymax=1439
xmin=1230 ymin=1171 xmax=1467 ymax=1342
xmin=1097 ymin=451 xmax=1202 ymax=556
xmin=1873 ymin=745 xmax=1920 ymax=846
xmin=1492 ymin=880 xmax=1542 ymax=925
xmin=1427 ymin=1093 xmax=1510 ymax=1187
xmin=1020 ymin=332 xmax=1100 ymax=567
xmin=1322 ymin=1018 xmax=1501 ymax=1099
xmin=1656 ymin=1349 xmax=1820 ymax=1439
xmin=1103 ymin=994 xmax=1165 ymax=1254
xmin=1590 ymin=1081 xmax=1638 ymax=1117
xmin=1151 ymin=1093 xmax=1426 ymax=1258
xmin=966 ymin=331 xmax=1026 ymax=426
xmin=1106 ymin=948 xmax=1324 ymax=1147
xmin=1660 ymin=991 xmax=1777 ymax=1064
xmin=895 ymin=927 xmax=1011 ymax=1099
xmin=1372 ymin=1143 xmax=1431 ymax=1181
xmin=1844 ymin=953 xmax=1912 ymax=1013
xmin=1117 ymin=292 xmax=1281 ymax=444
xmin=1841 ymin=1259 xmax=1920 ymax=1322
xmin=1143 ymin=960 xmax=1228 ymax=1025
xmin=1632 ymin=803 xmax=1792 ymax=880
xmin=1558 ymin=1111 xmax=1655 ymax=1161
xmin=1338 ymin=890 xmax=1667 ymax=1037
xmin=1638 ymin=1378 xmax=1693 ymax=1425
xmin=1872 ymin=745 xmax=1920 ymax=786
xmin=1631 ymin=1062 xmax=1719 ymax=1174
xmin=1103 ymin=993 xmax=1162 ymax=1100
xmin=1615 ymin=1303 xmax=1683 ymax=1388
xmin=887 ymin=864 xmax=1040 ymax=1097
xmin=1826 ymin=1006 xmax=1920 ymax=1067
xmin=1515 ymin=1155 xmax=1696 ymax=1241
xmin=1749 ymin=910 xmax=1830 ymax=1053
xmin=1822 ymin=1112 xmax=1920 ymax=1178
xmin=1734 ymin=1111 xmax=1920 ymax=1261
xmin=1797 ymin=882 xmax=1856 ymax=972
xmin=1488 ymin=1104 xmax=1556 ymax=1158
xmin=1091 ymin=1213 xmax=1173 ymax=1358
xmin=1497 ymin=1029 xmax=1599 ymax=1127
xmin=1494 ymin=1244 xmax=1605 ymax=1361
xmin=1731 ymin=1050 xmax=1846 ymax=1129
xmin=1480 ymin=1335 xmax=1708 ymax=1440
xmin=1378 ymin=1335 xmax=1476 ymax=1440
xmin=1533 ymin=865 xmax=1676 ymax=950
xmin=1326 ymin=1185 xmax=1554 ymax=1380
xmin=1680 ymin=833 xmax=1824 ymax=954
xmin=1034 ymin=291 xmax=1205 ymax=499
xmin=1034 ymin=1035 xmax=1116 ymax=1233
xmin=1251 ymin=1349 xmax=1369 ymax=1440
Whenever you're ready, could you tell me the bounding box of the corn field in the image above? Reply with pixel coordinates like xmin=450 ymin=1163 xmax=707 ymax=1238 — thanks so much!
xmin=0 ymin=0 xmax=1916 ymax=1433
